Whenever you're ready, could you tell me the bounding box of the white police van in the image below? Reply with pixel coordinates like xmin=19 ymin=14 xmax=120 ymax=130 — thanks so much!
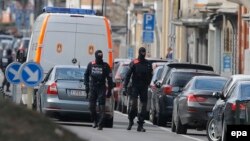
xmin=21 ymin=7 xmax=114 ymax=127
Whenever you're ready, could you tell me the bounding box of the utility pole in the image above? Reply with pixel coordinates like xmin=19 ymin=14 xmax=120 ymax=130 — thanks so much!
xmin=91 ymin=0 xmax=94 ymax=10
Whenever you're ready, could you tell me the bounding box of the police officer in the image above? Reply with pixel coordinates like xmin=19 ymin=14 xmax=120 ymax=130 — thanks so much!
xmin=1 ymin=49 xmax=13 ymax=92
xmin=84 ymin=50 xmax=113 ymax=130
xmin=123 ymin=47 xmax=152 ymax=132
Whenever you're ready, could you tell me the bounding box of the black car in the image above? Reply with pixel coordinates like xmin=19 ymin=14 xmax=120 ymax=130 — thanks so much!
xmin=207 ymin=80 xmax=250 ymax=141
xmin=150 ymin=63 xmax=216 ymax=126
xmin=172 ymin=76 xmax=227 ymax=134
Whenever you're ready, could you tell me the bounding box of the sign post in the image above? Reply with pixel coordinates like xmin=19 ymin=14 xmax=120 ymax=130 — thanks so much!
xmin=19 ymin=62 xmax=43 ymax=109
xmin=5 ymin=62 xmax=22 ymax=103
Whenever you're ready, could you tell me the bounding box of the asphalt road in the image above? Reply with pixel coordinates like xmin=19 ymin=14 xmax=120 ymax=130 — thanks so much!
xmin=60 ymin=111 xmax=208 ymax=141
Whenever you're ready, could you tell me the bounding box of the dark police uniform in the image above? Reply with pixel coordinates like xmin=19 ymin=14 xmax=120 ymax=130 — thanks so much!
xmin=124 ymin=47 xmax=152 ymax=132
xmin=84 ymin=50 xmax=112 ymax=130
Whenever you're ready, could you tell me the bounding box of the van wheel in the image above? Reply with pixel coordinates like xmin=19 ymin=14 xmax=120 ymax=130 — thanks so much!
xmin=176 ymin=116 xmax=187 ymax=134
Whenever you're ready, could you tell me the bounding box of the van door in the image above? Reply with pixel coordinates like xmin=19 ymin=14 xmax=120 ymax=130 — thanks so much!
xmin=75 ymin=17 xmax=108 ymax=66
xmin=40 ymin=20 xmax=77 ymax=73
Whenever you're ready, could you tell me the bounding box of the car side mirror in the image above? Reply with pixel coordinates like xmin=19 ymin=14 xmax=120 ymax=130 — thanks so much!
xmin=155 ymin=81 xmax=162 ymax=88
xmin=213 ymin=92 xmax=224 ymax=100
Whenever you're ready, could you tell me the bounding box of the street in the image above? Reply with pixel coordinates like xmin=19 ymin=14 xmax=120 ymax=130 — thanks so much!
xmin=61 ymin=111 xmax=207 ymax=141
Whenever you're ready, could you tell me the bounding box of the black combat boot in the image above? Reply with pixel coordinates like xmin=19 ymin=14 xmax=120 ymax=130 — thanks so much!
xmin=127 ymin=120 xmax=134 ymax=130
xmin=137 ymin=125 xmax=146 ymax=132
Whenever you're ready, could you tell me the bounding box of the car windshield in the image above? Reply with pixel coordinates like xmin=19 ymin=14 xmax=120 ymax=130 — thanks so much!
xmin=240 ymin=84 xmax=250 ymax=100
xmin=55 ymin=68 xmax=85 ymax=80
xmin=194 ymin=78 xmax=227 ymax=91
xmin=119 ymin=65 xmax=129 ymax=79
xmin=151 ymin=67 xmax=163 ymax=83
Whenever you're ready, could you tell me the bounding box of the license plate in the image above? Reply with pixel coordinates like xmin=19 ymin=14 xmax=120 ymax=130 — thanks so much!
xmin=67 ymin=90 xmax=86 ymax=97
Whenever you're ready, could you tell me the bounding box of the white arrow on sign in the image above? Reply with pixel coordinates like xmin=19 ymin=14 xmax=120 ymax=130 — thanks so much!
xmin=24 ymin=66 xmax=39 ymax=82
xmin=9 ymin=68 xmax=19 ymax=80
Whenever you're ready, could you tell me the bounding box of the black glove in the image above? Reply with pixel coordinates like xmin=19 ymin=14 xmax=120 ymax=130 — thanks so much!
xmin=106 ymin=89 xmax=112 ymax=98
xmin=122 ymin=87 xmax=127 ymax=96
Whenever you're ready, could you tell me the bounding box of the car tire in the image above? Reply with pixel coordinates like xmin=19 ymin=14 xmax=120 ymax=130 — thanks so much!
xmin=221 ymin=119 xmax=227 ymax=141
xmin=176 ymin=116 xmax=187 ymax=134
xmin=105 ymin=117 xmax=113 ymax=128
xmin=157 ymin=112 xmax=166 ymax=127
xmin=206 ymin=117 xmax=220 ymax=141
xmin=171 ymin=114 xmax=176 ymax=132
xmin=150 ymin=109 xmax=157 ymax=125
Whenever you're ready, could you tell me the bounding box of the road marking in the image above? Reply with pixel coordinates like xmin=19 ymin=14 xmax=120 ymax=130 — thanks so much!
xmin=115 ymin=111 xmax=206 ymax=141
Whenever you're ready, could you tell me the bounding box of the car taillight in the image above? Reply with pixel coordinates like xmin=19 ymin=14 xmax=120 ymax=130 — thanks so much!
xmin=188 ymin=94 xmax=207 ymax=102
xmin=163 ymin=85 xmax=172 ymax=95
xmin=47 ymin=82 xmax=58 ymax=95
xmin=231 ymin=103 xmax=246 ymax=111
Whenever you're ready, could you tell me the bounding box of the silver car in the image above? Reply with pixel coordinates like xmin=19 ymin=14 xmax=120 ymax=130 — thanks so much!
xmin=36 ymin=65 xmax=114 ymax=127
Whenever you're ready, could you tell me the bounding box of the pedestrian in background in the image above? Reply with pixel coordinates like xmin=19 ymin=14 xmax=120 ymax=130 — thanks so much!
xmin=166 ymin=47 xmax=173 ymax=60
xmin=0 ymin=49 xmax=13 ymax=92
xmin=84 ymin=50 xmax=113 ymax=130
xmin=123 ymin=47 xmax=153 ymax=132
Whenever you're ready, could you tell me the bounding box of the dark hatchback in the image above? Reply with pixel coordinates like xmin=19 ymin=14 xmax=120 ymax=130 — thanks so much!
xmin=172 ymin=76 xmax=227 ymax=134
xmin=151 ymin=64 xmax=216 ymax=126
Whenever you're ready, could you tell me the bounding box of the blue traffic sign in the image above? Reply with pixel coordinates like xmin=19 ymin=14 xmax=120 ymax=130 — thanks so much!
xmin=143 ymin=13 xmax=155 ymax=31
xmin=142 ymin=31 xmax=154 ymax=43
xmin=5 ymin=62 xmax=22 ymax=84
xmin=19 ymin=62 xmax=44 ymax=87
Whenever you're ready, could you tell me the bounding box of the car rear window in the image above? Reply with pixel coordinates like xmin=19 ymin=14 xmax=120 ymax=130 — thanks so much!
xmin=55 ymin=68 xmax=85 ymax=80
xmin=194 ymin=78 xmax=227 ymax=91
xmin=170 ymin=72 xmax=216 ymax=87
xmin=240 ymin=84 xmax=250 ymax=100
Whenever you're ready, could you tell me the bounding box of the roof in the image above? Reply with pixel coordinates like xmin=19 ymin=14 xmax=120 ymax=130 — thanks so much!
xmin=166 ymin=63 xmax=214 ymax=71
xmin=54 ymin=65 xmax=87 ymax=69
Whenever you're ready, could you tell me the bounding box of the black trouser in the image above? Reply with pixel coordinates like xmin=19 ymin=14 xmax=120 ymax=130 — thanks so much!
xmin=128 ymin=86 xmax=148 ymax=126
xmin=2 ymin=69 xmax=10 ymax=91
xmin=89 ymin=85 xmax=106 ymax=127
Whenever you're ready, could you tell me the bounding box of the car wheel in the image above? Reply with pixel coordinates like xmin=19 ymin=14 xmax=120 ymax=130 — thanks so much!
xmin=171 ymin=114 xmax=176 ymax=132
xmin=150 ymin=109 xmax=157 ymax=125
xmin=207 ymin=117 xmax=220 ymax=141
xmin=221 ymin=119 xmax=227 ymax=141
xmin=176 ymin=116 xmax=187 ymax=134
xmin=157 ymin=112 xmax=166 ymax=126
xmin=105 ymin=117 xmax=113 ymax=128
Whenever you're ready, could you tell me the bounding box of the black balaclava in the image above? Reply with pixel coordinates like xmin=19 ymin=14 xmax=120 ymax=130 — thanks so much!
xmin=138 ymin=47 xmax=146 ymax=61
xmin=95 ymin=50 xmax=103 ymax=64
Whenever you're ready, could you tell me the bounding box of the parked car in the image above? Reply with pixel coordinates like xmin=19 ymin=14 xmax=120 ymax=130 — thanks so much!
xmin=114 ymin=60 xmax=130 ymax=112
xmin=147 ymin=65 xmax=164 ymax=120
xmin=36 ymin=65 xmax=114 ymax=127
xmin=171 ymin=76 xmax=227 ymax=134
xmin=150 ymin=63 xmax=215 ymax=126
xmin=206 ymin=75 xmax=250 ymax=141
xmin=122 ymin=59 xmax=170 ymax=114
